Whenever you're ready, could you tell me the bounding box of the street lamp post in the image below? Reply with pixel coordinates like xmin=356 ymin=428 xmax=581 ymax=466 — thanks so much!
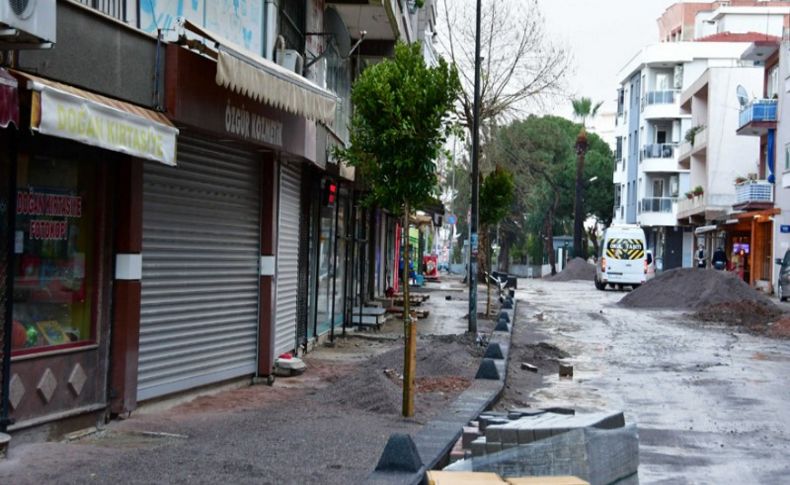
xmin=468 ymin=0 xmax=482 ymax=333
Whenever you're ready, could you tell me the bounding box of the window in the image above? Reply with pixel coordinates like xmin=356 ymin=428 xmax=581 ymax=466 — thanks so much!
xmin=655 ymin=73 xmax=670 ymax=91
xmin=280 ymin=0 xmax=307 ymax=53
xmin=11 ymin=157 xmax=98 ymax=354
xmin=653 ymin=179 xmax=664 ymax=198
xmin=615 ymin=136 xmax=623 ymax=162
xmin=656 ymin=130 xmax=667 ymax=144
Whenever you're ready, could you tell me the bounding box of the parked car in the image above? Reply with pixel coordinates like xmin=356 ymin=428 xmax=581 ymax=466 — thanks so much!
xmin=775 ymin=250 xmax=790 ymax=301
xmin=595 ymin=224 xmax=648 ymax=291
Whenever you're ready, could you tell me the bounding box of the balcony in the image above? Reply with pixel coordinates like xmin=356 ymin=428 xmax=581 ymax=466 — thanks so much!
xmin=639 ymin=197 xmax=677 ymax=213
xmin=643 ymin=90 xmax=679 ymax=105
xmin=329 ymin=0 xmax=407 ymax=42
xmin=638 ymin=197 xmax=678 ymax=226
xmin=677 ymin=192 xmax=734 ymax=221
xmin=733 ymin=180 xmax=774 ymax=210
xmin=642 ymin=90 xmax=681 ymax=120
xmin=640 ymin=143 xmax=676 ymax=161
xmin=737 ymin=99 xmax=777 ymax=136
xmin=678 ymin=127 xmax=708 ymax=167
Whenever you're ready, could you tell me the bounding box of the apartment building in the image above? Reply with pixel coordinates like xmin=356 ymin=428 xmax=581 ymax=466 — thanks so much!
xmin=613 ymin=41 xmax=758 ymax=269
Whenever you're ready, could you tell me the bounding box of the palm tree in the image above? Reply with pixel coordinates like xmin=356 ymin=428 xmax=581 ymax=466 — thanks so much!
xmin=571 ymin=97 xmax=602 ymax=260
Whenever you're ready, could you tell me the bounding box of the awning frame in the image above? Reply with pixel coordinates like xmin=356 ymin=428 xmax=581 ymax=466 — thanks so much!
xmin=181 ymin=20 xmax=338 ymax=126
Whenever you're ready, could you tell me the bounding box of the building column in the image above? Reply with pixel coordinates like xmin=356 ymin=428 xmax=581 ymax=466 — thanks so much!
xmin=110 ymin=158 xmax=143 ymax=414
xmin=258 ymin=153 xmax=277 ymax=376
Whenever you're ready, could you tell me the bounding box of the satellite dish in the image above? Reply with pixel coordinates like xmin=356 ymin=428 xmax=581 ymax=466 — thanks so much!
xmin=324 ymin=7 xmax=351 ymax=58
xmin=736 ymin=85 xmax=749 ymax=107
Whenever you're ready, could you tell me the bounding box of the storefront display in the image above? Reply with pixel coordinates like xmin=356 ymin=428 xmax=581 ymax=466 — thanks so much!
xmin=12 ymin=156 xmax=96 ymax=354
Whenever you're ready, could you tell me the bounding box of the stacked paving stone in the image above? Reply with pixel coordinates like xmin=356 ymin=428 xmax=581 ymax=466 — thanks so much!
xmin=464 ymin=410 xmax=626 ymax=458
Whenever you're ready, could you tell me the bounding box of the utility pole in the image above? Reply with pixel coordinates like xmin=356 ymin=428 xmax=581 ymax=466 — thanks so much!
xmin=468 ymin=0 xmax=482 ymax=334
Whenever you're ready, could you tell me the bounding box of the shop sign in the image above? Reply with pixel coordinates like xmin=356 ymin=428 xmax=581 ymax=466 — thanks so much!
xmin=16 ymin=190 xmax=83 ymax=241
xmin=225 ymin=99 xmax=283 ymax=147
xmin=35 ymin=87 xmax=178 ymax=166
xmin=781 ymin=225 xmax=790 ymax=234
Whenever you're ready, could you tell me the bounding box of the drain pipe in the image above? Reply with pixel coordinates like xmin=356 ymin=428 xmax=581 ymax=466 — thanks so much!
xmin=1 ymin=133 xmax=18 ymax=433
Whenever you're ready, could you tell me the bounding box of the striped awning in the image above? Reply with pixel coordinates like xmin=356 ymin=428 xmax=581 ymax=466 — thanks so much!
xmin=13 ymin=71 xmax=178 ymax=166
xmin=183 ymin=20 xmax=337 ymax=126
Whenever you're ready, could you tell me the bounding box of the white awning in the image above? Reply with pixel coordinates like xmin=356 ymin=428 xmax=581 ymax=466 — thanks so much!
xmin=183 ymin=20 xmax=337 ymax=126
xmin=16 ymin=71 xmax=178 ymax=166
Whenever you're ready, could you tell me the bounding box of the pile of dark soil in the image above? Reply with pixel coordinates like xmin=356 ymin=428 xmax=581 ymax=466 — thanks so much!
xmin=620 ymin=268 xmax=778 ymax=310
xmin=518 ymin=342 xmax=569 ymax=363
xmin=546 ymin=258 xmax=596 ymax=282
xmin=695 ymin=300 xmax=784 ymax=330
xmin=620 ymin=268 xmax=786 ymax=330
xmin=316 ymin=335 xmax=481 ymax=417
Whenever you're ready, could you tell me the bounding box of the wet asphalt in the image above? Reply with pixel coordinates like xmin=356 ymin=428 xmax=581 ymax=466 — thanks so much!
xmin=518 ymin=279 xmax=790 ymax=484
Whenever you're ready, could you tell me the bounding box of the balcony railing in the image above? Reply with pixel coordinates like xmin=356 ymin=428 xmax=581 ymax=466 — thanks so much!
xmin=639 ymin=197 xmax=677 ymax=214
xmin=738 ymin=99 xmax=778 ymax=129
xmin=735 ymin=180 xmax=774 ymax=205
xmin=640 ymin=143 xmax=677 ymax=161
xmin=76 ymin=0 xmax=128 ymax=22
xmin=643 ymin=90 xmax=679 ymax=106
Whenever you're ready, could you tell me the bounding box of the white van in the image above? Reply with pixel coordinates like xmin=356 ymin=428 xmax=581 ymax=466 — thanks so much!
xmin=595 ymin=225 xmax=648 ymax=291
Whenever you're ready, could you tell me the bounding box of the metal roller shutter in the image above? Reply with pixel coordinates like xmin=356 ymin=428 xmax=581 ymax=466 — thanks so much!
xmin=275 ymin=162 xmax=301 ymax=356
xmin=138 ymin=134 xmax=261 ymax=401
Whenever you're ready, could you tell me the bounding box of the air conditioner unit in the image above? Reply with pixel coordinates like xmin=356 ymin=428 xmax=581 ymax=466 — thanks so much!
xmin=276 ymin=49 xmax=304 ymax=75
xmin=0 ymin=0 xmax=56 ymax=48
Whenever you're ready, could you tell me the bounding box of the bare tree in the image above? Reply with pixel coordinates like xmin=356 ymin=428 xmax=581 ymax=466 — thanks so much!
xmin=437 ymin=0 xmax=570 ymax=140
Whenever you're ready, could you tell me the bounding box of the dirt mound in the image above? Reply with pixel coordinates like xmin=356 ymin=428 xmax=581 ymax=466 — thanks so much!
xmin=316 ymin=336 xmax=480 ymax=417
xmin=766 ymin=317 xmax=790 ymax=339
xmin=694 ymin=300 xmax=784 ymax=329
xmin=547 ymin=258 xmax=596 ymax=282
xmin=620 ymin=268 xmax=778 ymax=311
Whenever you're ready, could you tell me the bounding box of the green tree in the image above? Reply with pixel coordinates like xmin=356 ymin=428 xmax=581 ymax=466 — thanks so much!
xmin=571 ymin=97 xmax=603 ymax=259
xmin=336 ymin=42 xmax=460 ymax=417
xmin=494 ymin=115 xmax=613 ymax=274
xmin=479 ymin=165 xmax=515 ymax=314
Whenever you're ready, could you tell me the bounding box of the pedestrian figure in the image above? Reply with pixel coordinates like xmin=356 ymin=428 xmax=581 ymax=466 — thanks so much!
xmin=696 ymin=245 xmax=706 ymax=269
xmin=712 ymin=246 xmax=727 ymax=270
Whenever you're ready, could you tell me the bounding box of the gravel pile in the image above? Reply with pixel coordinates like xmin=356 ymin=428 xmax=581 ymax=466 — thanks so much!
xmin=547 ymin=258 xmax=596 ymax=282
xmin=620 ymin=268 xmax=778 ymax=310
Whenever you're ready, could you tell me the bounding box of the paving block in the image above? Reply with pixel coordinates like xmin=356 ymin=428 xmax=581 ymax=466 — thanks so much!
xmin=485 ymin=441 xmax=503 ymax=454
xmin=462 ymin=427 xmax=482 ymax=449
xmin=485 ymin=426 xmax=502 ymax=443
xmin=499 ymin=427 xmax=519 ymax=445
xmin=470 ymin=437 xmax=487 ymax=457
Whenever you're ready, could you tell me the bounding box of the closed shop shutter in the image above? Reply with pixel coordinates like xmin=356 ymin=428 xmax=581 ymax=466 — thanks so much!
xmin=138 ymin=134 xmax=261 ymax=401
xmin=275 ymin=162 xmax=301 ymax=356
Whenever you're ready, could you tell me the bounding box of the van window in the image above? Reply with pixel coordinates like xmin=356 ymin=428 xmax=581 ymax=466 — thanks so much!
xmin=647 ymin=252 xmax=653 ymax=265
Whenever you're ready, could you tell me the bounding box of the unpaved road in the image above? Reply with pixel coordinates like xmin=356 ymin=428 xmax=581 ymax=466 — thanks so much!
xmin=517 ymin=279 xmax=790 ymax=485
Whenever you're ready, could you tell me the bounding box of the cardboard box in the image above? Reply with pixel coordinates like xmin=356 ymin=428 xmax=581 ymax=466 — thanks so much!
xmin=427 ymin=471 xmax=507 ymax=484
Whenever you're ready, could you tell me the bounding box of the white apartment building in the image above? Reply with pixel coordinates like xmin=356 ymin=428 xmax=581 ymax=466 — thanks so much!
xmin=612 ymin=41 xmax=759 ymax=269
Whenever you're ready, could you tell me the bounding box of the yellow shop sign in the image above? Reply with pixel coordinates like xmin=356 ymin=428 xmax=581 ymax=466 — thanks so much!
xmin=32 ymin=82 xmax=178 ymax=166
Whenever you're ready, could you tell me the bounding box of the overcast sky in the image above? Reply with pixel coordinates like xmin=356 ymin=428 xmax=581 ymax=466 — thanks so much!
xmin=537 ymin=0 xmax=680 ymax=116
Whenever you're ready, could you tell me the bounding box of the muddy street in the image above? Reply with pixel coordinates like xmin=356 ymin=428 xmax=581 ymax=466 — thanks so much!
xmin=512 ymin=279 xmax=790 ymax=484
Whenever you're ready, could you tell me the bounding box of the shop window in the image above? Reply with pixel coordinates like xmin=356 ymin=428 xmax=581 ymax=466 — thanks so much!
xmin=11 ymin=156 xmax=97 ymax=355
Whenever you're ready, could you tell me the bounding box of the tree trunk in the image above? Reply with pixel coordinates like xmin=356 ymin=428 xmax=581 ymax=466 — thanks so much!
xmin=573 ymin=145 xmax=587 ymax=260
xmin=402 ymin=202 xmax=416 ymax=418
xmin=498 ymin=232 xmax=510 ymax=272
xmin=588 ymin=224 xmax=600 ymax=261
